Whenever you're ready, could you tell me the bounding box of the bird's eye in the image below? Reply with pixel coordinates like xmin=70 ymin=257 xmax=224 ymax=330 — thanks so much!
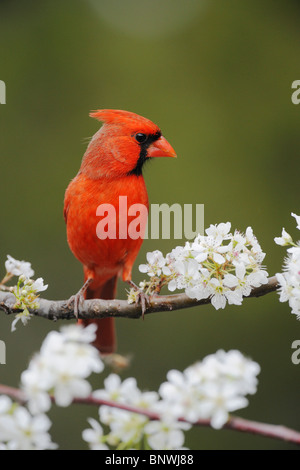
xmin=135 ymin=133 xmax=148 ymax=144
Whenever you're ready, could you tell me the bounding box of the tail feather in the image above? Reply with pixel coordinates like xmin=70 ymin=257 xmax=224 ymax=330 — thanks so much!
xmin=79 ymin=276 xmax=117 ymax=354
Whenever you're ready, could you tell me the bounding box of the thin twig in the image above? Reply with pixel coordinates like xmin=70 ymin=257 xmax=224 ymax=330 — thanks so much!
xmin=0 ymin=276 xmax=279 ymax=321
xmin=0 ymin=384 xmax=298 ymax=446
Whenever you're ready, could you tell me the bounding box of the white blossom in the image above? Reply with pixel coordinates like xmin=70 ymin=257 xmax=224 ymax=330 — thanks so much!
xmin=159 ymin=350 xmax=260 ymax=429
xmin=276 ymin=264 xmax=300 ymax=318
xmin=93 ymin=375 xmax=160 ymax=448
xmin=5 ymin=255 xmax=34 ymax=279
xmin=60 ymin=322 xmax=98 ymax=344
xmin=21 ymin=364 xmax=52 ymax=414
xmin=11 ymin=310 xmax=32 ymax=332
xmin=172 ymin=259 xmax=200 ymax=291
xmin=139 ymin=250 xmax=168 ymax=277
xmin=21 ymin=324 xmax=104 ymax=413
xmin=10 ymin=276 xmax=48 ymax=332
xmin=292 ymin=212 xmax=300 ymax=230
xmin=90 ymin=373 xmax=190 ymax=450
xmin=31 ymin=277 xmax=48 ymax=292
xmin=134 ymin=222 xmax=268 ymax=311
xmin=197 ymin=381 xmax=248 ymax=429
xmin=205 ymin=222 xmax=231 ymax=242
xmin=144 ymin=419 xmax=190 ymax=450
xmin=0 ymin=405 xmax=56 ymax=450
xmin=127 ymin=288 xmax=140 ymax=304
xmin=106 ymin=408 xmax=148 ymax=446
xmin=82 ymin=418 xmax=109 ymax=450
xmin=0 ymin=396 xmax=13 ymax=415
xmin=83 ymin=349 xmax=260 ymax=449
xmin=159 ymin=369 xmax=202 ymax=422
xmin=93 ymin=374 xmax=143 ymax=404
xmin=275 ymin=213 xmax=300 ymax=318
xmin=274 ymin=228 xmax=293 ymax=246
xmin=208 ymin=349 xmax=260 ymax=395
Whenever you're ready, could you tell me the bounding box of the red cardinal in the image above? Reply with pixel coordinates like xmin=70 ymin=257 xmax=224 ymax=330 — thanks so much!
xmin=64 ymin=109 xmax=176 ymax=353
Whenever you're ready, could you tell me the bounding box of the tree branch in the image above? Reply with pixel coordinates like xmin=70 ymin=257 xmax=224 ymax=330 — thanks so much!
xmin=0 ymin=383 xmax=299 ymax=446
xmin=0 ymin=276 xmax=279 ymax=321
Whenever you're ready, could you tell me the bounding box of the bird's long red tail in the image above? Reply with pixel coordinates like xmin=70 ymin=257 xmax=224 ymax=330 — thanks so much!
xmin=79 ymin=275 xmax=117 ymax=354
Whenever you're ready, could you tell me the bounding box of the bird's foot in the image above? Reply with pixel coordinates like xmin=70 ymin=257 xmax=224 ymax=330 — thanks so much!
xmin=128 ymin=280 xmax=150 ymax=319
xmin=66 ymin=278 xmax=93 ymax=319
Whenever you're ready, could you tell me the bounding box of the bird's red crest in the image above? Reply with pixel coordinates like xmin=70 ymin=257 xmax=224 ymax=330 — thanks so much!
xmin=89 ymin=109 xmax=160 ymax=134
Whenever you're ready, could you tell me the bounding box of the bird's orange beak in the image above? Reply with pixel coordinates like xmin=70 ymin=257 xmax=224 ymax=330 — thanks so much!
xmin=147 ymin=136 xmax=177 ymax=158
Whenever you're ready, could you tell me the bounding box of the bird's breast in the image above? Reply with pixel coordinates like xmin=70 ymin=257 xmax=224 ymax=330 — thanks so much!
xmin=65 ymin=173 xmax=148 ymax=279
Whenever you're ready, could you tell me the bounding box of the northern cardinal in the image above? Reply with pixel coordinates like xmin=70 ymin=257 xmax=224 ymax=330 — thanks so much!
xmin=64 ymin=109 xmax=176 ymax=353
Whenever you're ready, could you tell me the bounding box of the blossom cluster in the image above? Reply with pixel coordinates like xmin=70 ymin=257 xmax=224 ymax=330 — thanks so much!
xmin=21 ymin=323 xmax=104 ymax=414
xmin=275 ymin=213 xmax=300 ymax=318
xmin=0 ymin=395 xmax=56 ymax=450
xmin=0 ymin=321 xmax=261 ymax=450
xmin=159 ymin=349 xmax=260 ymax=430
xmin=0 ymin=324 xmax=104 ymax=450
xmin=82 ymin=349 xmax=260 ymax=449
xmin=0 ymin=255 xmax=48 ymax=331
xmin=129 ymin=222 xmax=268 ymax=310
xmin=84 ymin=374 xmax=190 ymax=450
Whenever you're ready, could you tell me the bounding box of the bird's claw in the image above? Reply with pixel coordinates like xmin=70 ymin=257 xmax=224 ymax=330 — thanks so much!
xmin=66 ymin=278 xmax=93 ymax=319
xmin=128 ymin=281 xmax=150 ymax=319
xmin=137 ymin=290 xmax=150 ymax=320
xmin=67 ymin=293 xmax=82 ymax=320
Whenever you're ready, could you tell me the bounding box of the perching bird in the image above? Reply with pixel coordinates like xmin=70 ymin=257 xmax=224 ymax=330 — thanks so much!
xmin=64 ymin=110 xmax=176 ymax=353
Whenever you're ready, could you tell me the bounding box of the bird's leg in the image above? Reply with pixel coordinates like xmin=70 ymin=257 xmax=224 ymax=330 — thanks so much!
xmin=67 ymin=278 xmax=93 ymax=319
xmin=127 ymin=280 xmax=150 ymax=319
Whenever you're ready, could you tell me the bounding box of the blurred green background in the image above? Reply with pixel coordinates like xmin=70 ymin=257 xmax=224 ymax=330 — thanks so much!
xmin=1 ymin=0 xmax=300 ymax=450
